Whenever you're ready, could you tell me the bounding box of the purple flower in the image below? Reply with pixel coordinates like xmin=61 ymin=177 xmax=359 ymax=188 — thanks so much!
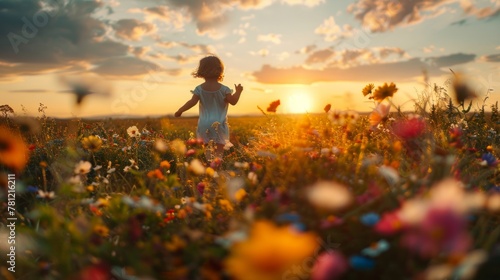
xmin=481 ymin=153 xmax=497 ymax=166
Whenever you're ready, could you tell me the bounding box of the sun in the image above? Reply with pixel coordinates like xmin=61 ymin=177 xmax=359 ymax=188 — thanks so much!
xmin=286 ymin=92 xmax=313 ymax=114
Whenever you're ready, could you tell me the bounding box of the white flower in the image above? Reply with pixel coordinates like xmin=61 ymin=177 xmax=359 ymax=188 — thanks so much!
xmin=306 ymin=181 xmax=352 ymax=211
xmin=127 ymin=126 xmax=141 ymax=138
xmin=74 ymin=160 xmax=92 ymax=175
xmin=38 ymin=190 xmax=55 ymax=199
xmin=189 ymin=159 xmax=205 ymax=175
xmin=154 ymin=138 xmax=168 ymax=153
xmin=93 ymin=165 xmax=102 ymax=171
xmin=224 ymin=140 xmax=234 ymax=150
xmin=107 ymin=167 xmax=116 ymax=174
xmin=123 ymin=166 xmax=131 ymax=172
xmin=248 ymin=172 xmax=258 ymax=184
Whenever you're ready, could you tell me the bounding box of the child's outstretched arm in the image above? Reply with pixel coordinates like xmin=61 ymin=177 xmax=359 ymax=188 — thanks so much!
xmin=225 ymin=84 xmax=243 ymax=105
xmin=175 ymin=95 xmax=200 ymax=117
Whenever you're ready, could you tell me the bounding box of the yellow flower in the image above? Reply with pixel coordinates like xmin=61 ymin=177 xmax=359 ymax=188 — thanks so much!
xmin=165 ymin=235 xmax=186 ymax=252
xmin=81 ymin=135 xmax=103 ymax=152
xmin=219 ymin=199 xmax=234 ymax=212
xmin=0 ymin=125 xmax=28 ymax=173
xmin=372 ymin=82 xmax=398 ymax=102
xmin=362 ymin=83 xmax=374 ymax=96
xmin=225 ymin=221 xmax=317 ymax=280
xmin=235 ymin=188 xmax=247 ymax=202
xmin=93 ymin=224 xmax=109 ymax=237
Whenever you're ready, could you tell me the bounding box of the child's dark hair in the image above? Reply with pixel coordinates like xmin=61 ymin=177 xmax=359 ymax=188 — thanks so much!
xmin=192 ymin=55 xmax=224 ymax=81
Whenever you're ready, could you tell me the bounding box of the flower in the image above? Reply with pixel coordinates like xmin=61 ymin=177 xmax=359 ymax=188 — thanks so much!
xmin=234 ymin=188 xmax=247 ymax=202
xmin=170 ymin=139 xmax=187 ymax=155
xmin=81 ymin=135 xmax=103 ymax=152
xmin=324 ymin=104 xmax=331 ymax=113
xmin=197 ymin=182 xmax=206 ymax=195
xmin=307 ymin=181 xmax=352 ymax=211
xmin=360 ymin=212 xmax=380 ymax=226
xmin=147 ymin=169 xmax=165 ymax=180
xmin=349 ymin=255 xmax=375 ymax=270
xmin=374 ymin=211 xmax=402 ymax=235
xmin=74 ymin=161 xmax=92 ymax=175
xmin=401 ymin=208 xmax=471 ymax=258
xmin=160 ymin=160 xmax=171 ymax=170
xmin=154 ymin=138 xmax=168 ymax=153
xmin=372 ymin=82 xmax=398 ymax=102
xmin=37 ymin=190 xmax=55 ymax=199
xmin=225 ymin=220 xmax=317 ymax=280
xmin=266 ymin=100 xmax=281 ymax=113
xmin=361 ymin=239 xmax=390 ymax=257
xmin=451 ymin=70 xmax=477 ymax=103
xmin=0 ymin=125 xmax=29 ymax=173
xmin=126 ymin=126 xmax=141 ymax=138
xmin=219 ymin=199 xmax=234 ymax=212
xmin=74 ymin=262 xmax=111 ymax=280
xmin=393 ymin=115 xmax=426 ymax=139
xmin=369 ymin=100 xmax=391 ymax=127
xmin=362 ymin=83 xmax=375 ymax=96
xmin=311 ymin=251 xmax=348 ymax=280
xmin=93 ymin=225 xmax=109 ymax=237
xmin=480 ymin=153 xmax=497 ymax=167
xmin=189 ymin=159 xmax=205 ymax=175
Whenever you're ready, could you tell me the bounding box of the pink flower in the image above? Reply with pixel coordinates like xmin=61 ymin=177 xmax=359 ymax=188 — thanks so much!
xmin=374 ymin=211 xmax=403 ymax=235
xmin=311 ymin=251 xmax=348 ymax=280
xmin=401 ymin=208 xmax=471 ymax=258
xmin=197 ymin=182 xmax=206 ymax=195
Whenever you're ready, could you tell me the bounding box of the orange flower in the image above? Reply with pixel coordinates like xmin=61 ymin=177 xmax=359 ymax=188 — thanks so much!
xmin=147 ymin=169 xmax=165 ymax=180
xmin=160 ymin=160 xmax=171 ymax=170
xmin=225 ymin=221 xmax=317 ymax=280
xmin=362 ymin=83 xmax=375 ymax=96
xmin=372 ymin=82 xmax=398 ymax=102
xmin=0 ymin=125 xmax=28 ymax=173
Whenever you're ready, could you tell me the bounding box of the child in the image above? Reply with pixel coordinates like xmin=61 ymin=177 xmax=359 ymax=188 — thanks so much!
xmin=175 ymin=55 xmax=243 ymax=161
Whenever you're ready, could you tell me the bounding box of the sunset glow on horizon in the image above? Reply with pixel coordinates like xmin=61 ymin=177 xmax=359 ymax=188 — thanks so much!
xmin=0 ymin=0 xmax=499 ymax=118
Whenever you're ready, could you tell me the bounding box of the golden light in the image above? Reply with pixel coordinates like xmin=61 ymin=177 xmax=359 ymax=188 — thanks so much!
xmin=286 ymin=92 xmax=313 ymax=114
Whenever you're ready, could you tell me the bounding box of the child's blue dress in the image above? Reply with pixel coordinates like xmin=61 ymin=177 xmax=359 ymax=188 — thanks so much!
xmin=191 ymin=84 xmax=232 ymax=145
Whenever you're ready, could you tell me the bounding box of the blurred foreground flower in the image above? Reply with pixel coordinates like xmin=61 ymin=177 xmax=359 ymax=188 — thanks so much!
xmin=306 ymin=181 xmax=352 ymax=211
xmin=450 ymin=70 xmax=477 ymax=104
xmin=0 ymin=125 xmax=28 ymax=173
xmin=225 ymin=220 xmax=317 ymax=280
xmin=369 ymin=100 xmax=391 ymax=127
xmin=311 ymin=251 xmax=348 ymax=280
xmin=266 ymin=100 xmax=281 ymax=113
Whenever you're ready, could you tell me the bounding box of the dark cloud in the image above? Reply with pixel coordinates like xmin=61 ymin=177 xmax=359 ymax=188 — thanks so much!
xmin=348 ymin=0 xmax=499 ymax=32
xmin=113 ymin=19 xmax=156 ymax=41
xmin=0 ymin=0 xmax=164 ymax=79
xmin=164 ymin=0 xmax=272 ymax=35
xmin=252 ymin=53 xmax=476 ymax=84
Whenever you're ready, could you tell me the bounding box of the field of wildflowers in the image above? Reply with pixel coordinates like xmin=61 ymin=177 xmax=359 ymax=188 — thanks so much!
xmin=1 ymin=77 xmax=500 ymax=280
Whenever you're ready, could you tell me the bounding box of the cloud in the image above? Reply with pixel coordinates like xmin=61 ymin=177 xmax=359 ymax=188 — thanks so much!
xmin=281 ymin=0 xmax=325 ymax=7
xmin=113 ymin=19 xmax=156 ymax=41
xmin=314 ymin=16 xmax=342 ymax=41
xmin=305 ymin=49 xmax=335 ymax=64
xmin=297 ymin=44 xmax=317 ymax=54
xmin=0 ymin=0 xmax=159 ymax=79
xmin=129 ymin=6 xmax=189 ymax=30
xmin=178 ymin=42 xmax=216 ymax=54
xmin=250 ymin=49 xmax=270 ymax=57
xmin=257 ymin=33 xmax=282 ymax=44
xmin=92 ymin=56 xmax=181 ymax=77
xmin=480 ymin=53 xmax=500 ymax=62
xmin=252 ymin=53 xmax=476 ymax=84
xmin=348 ymin=0 xmax=500 ymax=32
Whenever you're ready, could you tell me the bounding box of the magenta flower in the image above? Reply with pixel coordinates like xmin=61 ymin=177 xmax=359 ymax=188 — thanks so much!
xmin=401 ymin=208 xmax=471 ymax=258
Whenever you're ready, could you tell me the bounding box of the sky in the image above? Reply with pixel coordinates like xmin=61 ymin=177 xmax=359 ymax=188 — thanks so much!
xmin=0 ymin=0 xmax=499 ymax=118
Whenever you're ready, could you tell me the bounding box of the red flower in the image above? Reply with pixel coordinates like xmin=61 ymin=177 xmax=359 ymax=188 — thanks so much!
xmin=75 ymin=263 xmax=111 ymax=280
xmin=393 ymin=116 xmax=426 ymax=139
